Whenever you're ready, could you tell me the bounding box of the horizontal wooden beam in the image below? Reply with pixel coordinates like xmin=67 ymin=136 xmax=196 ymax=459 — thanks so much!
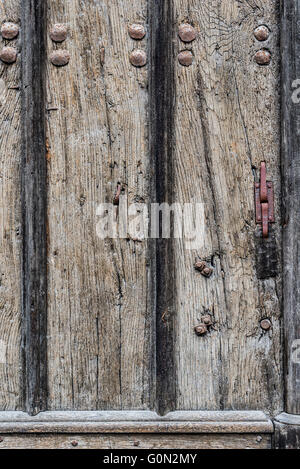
xmin=0 ymin=433 xmax=272 ymax=450
xmin=0 ymin=411 xmax=273 ymax=434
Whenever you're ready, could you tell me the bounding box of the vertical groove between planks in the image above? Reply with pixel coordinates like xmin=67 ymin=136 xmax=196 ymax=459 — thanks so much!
xmin=21 ymin=0 xmax=47 ymax=415
xmin=149 ymin=0 xmax=176 ymax=415
xmin=281 ymin=0 xmax=300 ymax=415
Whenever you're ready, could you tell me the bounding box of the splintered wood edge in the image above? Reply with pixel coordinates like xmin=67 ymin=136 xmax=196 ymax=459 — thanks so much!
xmin=0 ymin=411 xmax=273 ymax=433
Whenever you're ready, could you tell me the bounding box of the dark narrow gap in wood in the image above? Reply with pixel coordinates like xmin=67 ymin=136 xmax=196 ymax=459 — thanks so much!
xmin=281 ymin=0 xmax=300 ymax=417
xmin=149 ymin=0 xmax=176 ymax=415
xmin=21 ymin=0 xmax=48 ymax=416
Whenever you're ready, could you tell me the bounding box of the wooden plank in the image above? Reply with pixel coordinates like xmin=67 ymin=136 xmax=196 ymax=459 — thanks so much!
xmin=21 ymin=0 xmax=47 ymax=415
xmin=274 ymin=414 xmax=300 ymax=449
xmin=149 ymin=0 xmax=176 ymax=416
xmin=46 ymin=0 xmax=151 ymax=410
xmin=173 ymin=0 xmax=282 ymax=413
xmin=281 ymin=0 xmax=300 ymax=416
xmin=0 ymin=1 xmax=22 ymax=410
xmin=0 ymin=410 xmax=274 ymax=433
xmin=0 ymin=433 xmax=272 ymax=449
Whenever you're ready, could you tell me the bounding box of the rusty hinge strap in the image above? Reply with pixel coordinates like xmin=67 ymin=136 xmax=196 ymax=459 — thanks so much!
xmin=255 ymin=162 xmax=275 ymax=238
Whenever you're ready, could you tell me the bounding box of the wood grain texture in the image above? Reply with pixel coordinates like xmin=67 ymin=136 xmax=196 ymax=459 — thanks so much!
xmin=0 ymin=433 xmax=271 ymax=449
xmin=0 ymin=1 xmax=22 ymax=410
xmin=46 ymin=0 xmax=151 ymax=410
xmin=173 ymin=0 xmax=282 ymax=413
xmin=281 ymin=0 xmax=300 ymax=415
xmin=21 ymin=0 xmax=47 ymax=416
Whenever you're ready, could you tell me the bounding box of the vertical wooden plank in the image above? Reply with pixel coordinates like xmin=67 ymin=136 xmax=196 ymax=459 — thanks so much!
xmin=281 ymin=0 xmax=300 ymax=416
xmin=21 ymin=0 xmax=47 ymax=415
xmin=149 ymin=0 xmax=176 ymax=415
xmin=0 ymin=2 xmax=22 ymax=410
xmin=173 ymin=0 xmax=282 ymax=413
xmin=46 ymin=0 xmax=151 ymax=410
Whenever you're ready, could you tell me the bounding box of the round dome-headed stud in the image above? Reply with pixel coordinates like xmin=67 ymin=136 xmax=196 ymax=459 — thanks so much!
xmin=0 ymin=46 xmax=17 ymax=64
xmin=129 ymin=49 xmax=147 ymax=67
xmin=50 ymin=24 xmax=68 ymax=43
xmin=260 ymin=319 xmax=272 ymax=331
xmin=254 ymin=25 xmax=270 ymax=42
xmin=1 ymin=22 xmax=19 ymax=40
xmin=254 ymin=49 xmax=271 ymax=65
xmin=178 ymin=50 xmax=193 ymax=66
xmin=178 ymin=23 xmax=196 ymax=43
xmin=128 ymin=24 xmax=146 ymax=40
xmin=50 ymin=50 xmax=70 ymax=67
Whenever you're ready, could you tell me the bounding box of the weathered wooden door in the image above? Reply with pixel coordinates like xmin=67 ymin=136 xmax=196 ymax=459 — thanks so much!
xmin=0 ymin=0 xmax=299 ymax=450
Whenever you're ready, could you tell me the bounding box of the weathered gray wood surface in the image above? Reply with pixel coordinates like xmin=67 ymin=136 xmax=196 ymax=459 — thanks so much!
xmin=173 ymin=0 xmax=282 ymax=413
xmin=0 ymin=0 xmax=283 ymax=433
xmin=0 ymin=1 xmax=22 ymax=410
xmin=38 ymin=0 xmax=283 ymax=413
xmin=281 ymin=0 xmax=300 ymax=416
xmin=46 ymin=0 xmax=151 ymax=410
xmin=0 ymin=433 xmax=271 ymax=449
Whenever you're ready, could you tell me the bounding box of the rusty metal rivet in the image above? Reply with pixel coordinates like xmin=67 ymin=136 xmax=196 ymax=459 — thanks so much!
xmin=50 ymin=50 xmax=70 ymax=67
xmin=202 ymin=315 xmax=213 ymax=326
xmin=133 ymin=441 xmax=140 ymax=447
xmin=202 ymin=267 xmax=213 ymax=278
xmin=50 ymin=24 xmax=68 ymax=43
xmin=254 ymin=49 xmax=271 ymax=65
xmin=178 ymin=24 xmax=196 ymax=43
xmin=194 ymin=260 xmax=213 ymax=278
xmin=0 ymin=46 xmax=17 ymax=64
xmin=195 ymin=260 xmax=206 ymax=272
xmin=254 ymin=25 xmax=270 ymax=42
xmin=128 ymin=24 xmax=146 ymax=40
xmin=178 ymin=50 xmax=193 ymax=67
xmin=1 ymin=22 xmax=19 ymax=40
xmin=113 ymin=184 xmax=122 ymax=206
xmin=194 ymin=324 xmax=208 ymax=336
xmin=71 ymin=440 xmax=78 ymax=447
xmin=260 ymin=319 xmax=272 ymax=331
xmin=256 ymin=436 xmax=263 ymax=443
xmin=130 ymin=49 xmax=147 ymax=67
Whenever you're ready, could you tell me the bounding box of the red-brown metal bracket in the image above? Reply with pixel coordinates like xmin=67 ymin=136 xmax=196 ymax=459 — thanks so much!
xmin=255 ymin=162 xmax=275 ymax=238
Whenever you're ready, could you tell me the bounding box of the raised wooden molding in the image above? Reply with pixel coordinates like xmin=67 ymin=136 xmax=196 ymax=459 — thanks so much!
xmin=0 ymin=411 xmax=273 ymax=434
